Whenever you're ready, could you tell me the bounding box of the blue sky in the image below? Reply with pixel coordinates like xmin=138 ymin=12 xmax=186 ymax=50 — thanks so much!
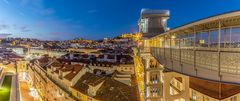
xmin=0 ymin=0 xmax=240 ymax=40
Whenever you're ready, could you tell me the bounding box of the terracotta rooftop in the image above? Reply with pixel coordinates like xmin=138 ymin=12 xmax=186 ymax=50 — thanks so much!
xmin=190 ymin=77 xmax=240 ymax=100
xmin=50 ymin=61 xmax=62 ymax=67
xmin=37 ymin=56 xmax=52 ymax=69
xmin=48 ymin=60 xmax=84 ymax=81
xmin=95 ymin=78 xmax=137 ymax=101
xmin=175 ymin=77 xmax=182 ymax=83
xmin=59 ymin=53 xmax=133 ymax=65
xmin=74 ymin=72 xmax=105 ymax=87
xmin=63 ymin=64 xmax=83 ymax=81
xmin=72 ymin=72 xmax=137 ymax=101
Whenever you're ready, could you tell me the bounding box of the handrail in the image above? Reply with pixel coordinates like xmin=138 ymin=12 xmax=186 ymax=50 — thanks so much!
xmin=150 ymin=47 xmax=240 ymax=84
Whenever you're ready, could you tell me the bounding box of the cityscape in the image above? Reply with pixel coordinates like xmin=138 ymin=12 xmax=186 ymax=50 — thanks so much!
xmin=1 ymin=0 xmax=240 ymax=101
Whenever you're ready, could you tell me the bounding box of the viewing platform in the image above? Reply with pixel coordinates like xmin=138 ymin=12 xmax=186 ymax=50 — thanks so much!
xmin=144 ymin=11 xmax=240 ymax=84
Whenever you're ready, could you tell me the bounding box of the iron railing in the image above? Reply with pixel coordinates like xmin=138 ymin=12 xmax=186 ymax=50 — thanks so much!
xmin=150 ymin=47 xmax=240 ymax=84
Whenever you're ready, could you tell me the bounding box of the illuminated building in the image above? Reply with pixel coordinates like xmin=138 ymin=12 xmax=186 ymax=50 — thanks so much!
xmin=136 ymin=10 xmax=240 ymax=101
xmin=138 ymin=9 xmax=170 ymax=38
xmin=71 ymin=72 xmax=137 ymax=101
xmin=29 ymin=48 xmax=67 ymax=58
xmin=28 ymin=56 xmax=78 ymax=101
xmin=28 ymin=53 xmax=137 ymax=101
xmin=17 ymin=60 xmax=29 ymax=80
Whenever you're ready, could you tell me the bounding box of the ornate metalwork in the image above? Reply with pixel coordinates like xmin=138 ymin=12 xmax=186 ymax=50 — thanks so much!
xmin=151 ymin=47 xmax=240 ymax=75
xmin=220 ymin=52 xmax=240 ymax=74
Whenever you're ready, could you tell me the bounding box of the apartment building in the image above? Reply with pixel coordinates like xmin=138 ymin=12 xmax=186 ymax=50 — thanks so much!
xmin=28 ymin=54 xmax=138 ymax=101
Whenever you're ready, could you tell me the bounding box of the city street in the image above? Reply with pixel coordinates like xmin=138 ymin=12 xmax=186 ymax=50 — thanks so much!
xmin=1 ymin=0 xmax=240 ymax=101
xmin=19 ymin=81 xmax=40 ymax=101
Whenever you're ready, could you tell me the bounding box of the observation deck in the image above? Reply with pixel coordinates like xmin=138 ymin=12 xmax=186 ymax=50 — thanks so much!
xmin=146 ymin=11 xmax=240 ymax=84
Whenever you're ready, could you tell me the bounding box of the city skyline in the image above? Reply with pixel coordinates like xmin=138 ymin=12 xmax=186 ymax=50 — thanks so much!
xmin=1 ymin=1 xmax=240 ymax=101
xmin=0 ymin=0 xmax=240 ymax=40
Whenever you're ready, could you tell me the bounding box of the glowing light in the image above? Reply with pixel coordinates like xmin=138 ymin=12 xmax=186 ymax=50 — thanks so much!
xmin=29 ymin=87 xmax=39 ymax=99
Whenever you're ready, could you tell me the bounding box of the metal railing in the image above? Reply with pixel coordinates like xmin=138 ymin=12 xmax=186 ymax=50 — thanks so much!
xmin=150 ymin=47 xmax=240 ymax=84
xmin=139 ymin=47 xmax=151 ymax=53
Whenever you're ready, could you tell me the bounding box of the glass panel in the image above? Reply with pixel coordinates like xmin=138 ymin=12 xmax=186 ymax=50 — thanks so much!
xmin=179 ymin=33 xmax=194 ymax=48
xmin=160 ymin=38 xmax=164 ymax=47
xmin=221 ymin=28 xmax=231 ymax=48
xmin=196 ymin=31 xmax=208 ymax=47
xmin=165 ymin=38 xmax=171 ymax=48
xmin=173 ymin=34 xmax=181 ymax=48
xmin=188 ymin=33 xmax=195 ymax=47
xmin=210 ymin=30 xmax=218 ymax=48
xmin=231 ymin=27 xmax=240 ymax=48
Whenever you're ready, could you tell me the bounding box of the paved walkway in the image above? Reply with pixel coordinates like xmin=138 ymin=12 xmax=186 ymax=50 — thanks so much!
xmin=131 ymin=75 xmax=142 ymax=101
xmin=9 ymin=74 xmax=18 ymax=101
xmin=19 ymin=81 xmax=40 ymax=101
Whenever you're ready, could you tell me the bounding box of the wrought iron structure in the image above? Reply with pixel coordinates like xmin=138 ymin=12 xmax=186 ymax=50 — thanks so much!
xmin=146 ymin=11 xmax=240 ymax=84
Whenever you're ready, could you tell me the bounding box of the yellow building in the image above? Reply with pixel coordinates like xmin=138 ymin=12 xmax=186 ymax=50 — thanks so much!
xmin=28 ymin=55 xmax=138 ymax=101
xmin=133 ymin=55 xmax=145 ymax=101
xmin=120 ymin=33 xmax=142 ymax=41
xmin=135 ymin=9 xmax=240 ymax=101
xmin=28 ymin=56 xmax=77 ymax=101
xmin=71 ymin=72 xmax=137 ymax=101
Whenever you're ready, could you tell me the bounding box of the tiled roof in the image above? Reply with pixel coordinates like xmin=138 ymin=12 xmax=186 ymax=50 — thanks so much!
xmin=63 ymin=64 xmax=83 ymax=81
xmin=190 ymin=77 xmax=240 ymax=100
xmin=175 ymin=77 xmax=182 ymax=83
xmin=49 ymin=60 xmax=84 ymax=81
xmin=50 ymin=61 xmax=62 ymax=67
xmin=95 ymin=78 xmax=137 ymax=101
xmin=37 ymin=56 xmax=52 ymax=69
xmin=59 ymin=53 xmax=133 ymax=65
xmin=72 ymin=72 xmax=137 ymax=101
xmin=90 ymin=61 xmax=119 ymax=66
xmin=74 ymin=72 xmax=105 ymax=87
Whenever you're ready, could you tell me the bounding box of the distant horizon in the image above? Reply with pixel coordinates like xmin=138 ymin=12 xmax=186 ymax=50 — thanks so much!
xmin=2 ymin=9 xmax=240 ymax=41
xmin=1 ymin=0 xmax=240 ymax=40
xmin=3 ymin=36 xmax=101 ymax=41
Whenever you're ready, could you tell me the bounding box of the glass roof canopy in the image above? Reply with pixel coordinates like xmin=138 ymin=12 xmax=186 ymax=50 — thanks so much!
xmin=151 ymin=11 xmax=240 ymax=39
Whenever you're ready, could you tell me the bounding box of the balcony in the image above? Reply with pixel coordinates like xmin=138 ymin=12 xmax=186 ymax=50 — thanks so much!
xmin=144 ymin=10 xmax=240 ymax=84
xmin=139 ymin=47 xmax=151 ymax=53
xmin=151 ymin=47 xmax=240 ymax=84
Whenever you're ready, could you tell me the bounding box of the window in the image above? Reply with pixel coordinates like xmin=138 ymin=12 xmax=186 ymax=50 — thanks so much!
xmin=177 ymin=82 xmax=180 ymax=89
xmin=140 ymin=18 xmax=148 ymax=33
xmin=210 ymin=30 xmax=218 ymax=48
xmin=220 ymin=28 xmax=230 ymax=48
xmin=77 ymin=92 xmax=81 ymax=97
xmin=191 ymin=90 xmax=196 ymax=101
xmin=230 ymin=96 xmax=237 ymax=101
xmin=196 ymin=31 xmax=208 ymax=47
xmin=203 ymin=96 xmax=209 ymax=101
xmin=88 ymin=97 xmax=93 ymax=101
xmin=231 ymin=27 xmax=240 ymax=48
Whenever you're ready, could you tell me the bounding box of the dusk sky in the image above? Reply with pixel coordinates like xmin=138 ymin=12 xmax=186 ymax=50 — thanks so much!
xmin=0 ymin=0 xmax=240 ymax=40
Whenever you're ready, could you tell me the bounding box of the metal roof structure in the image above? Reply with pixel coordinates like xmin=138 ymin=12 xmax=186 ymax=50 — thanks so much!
xmin=151 ymin=10 xmax=240 ymax=38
